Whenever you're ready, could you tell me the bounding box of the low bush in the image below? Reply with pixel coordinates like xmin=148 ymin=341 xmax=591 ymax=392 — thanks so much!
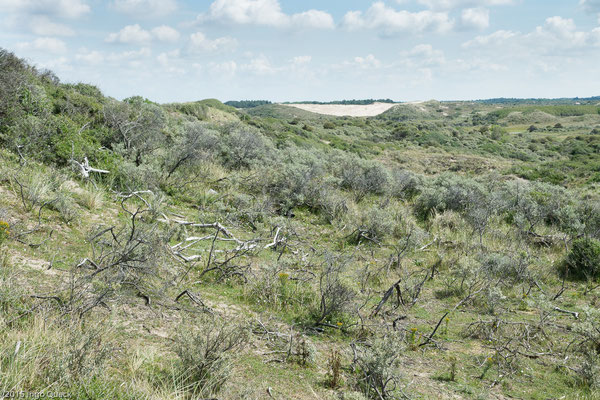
xmin=414 ymin=174 xmax=485 ymax=220
xmin=352 ymin=332 xmax=405 ymax=399
xmin=337 ymin=156 xmax=389 ymax=202
xmin=565 ymin=238 xmax=600 ymax=279
xmin=173 ymin=317 xmax=248 ymax=397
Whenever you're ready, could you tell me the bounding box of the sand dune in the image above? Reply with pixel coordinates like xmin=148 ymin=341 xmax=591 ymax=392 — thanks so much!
xmin=281 ymin=102 xmax=398 ymax=117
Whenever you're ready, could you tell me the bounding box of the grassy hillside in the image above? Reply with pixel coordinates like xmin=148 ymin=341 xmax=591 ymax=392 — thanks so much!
xmin=1 ymin=48 xmax=600 ymax=399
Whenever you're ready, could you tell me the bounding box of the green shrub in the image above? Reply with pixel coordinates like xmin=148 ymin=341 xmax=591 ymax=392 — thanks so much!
xmin=388 ymin=168 xmax=422 ymax=199
xmin=221 ymin=127 xmax=270 ymax=170
xmin=414 ymin=173 xmax=485 ymax=220
xmin=51 ymin=193 xmax=80 ymax=224
xmin=173 ymin=317 xmax=248 ymax=397
xmin=256 ymin=148 xmax=325 ymax=214
xmin=566 ymin=238 xmax=600 ymax=279
xmin=353 ymin=332 xmax=405 ymax=399
xmin=337 ymin=156 xmax=389 ymax=202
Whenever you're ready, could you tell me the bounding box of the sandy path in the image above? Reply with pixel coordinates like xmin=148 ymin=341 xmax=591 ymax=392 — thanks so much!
xmin=281 ymin=102 xmax=398 ymax=117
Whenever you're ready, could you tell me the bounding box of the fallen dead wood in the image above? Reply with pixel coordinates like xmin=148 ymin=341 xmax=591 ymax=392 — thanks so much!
xmin=553 ymin=307 xmax=579 ymax=320
xmin=71 ymin=157 xmax=110 ymax=179
xmin=264 ymin=226 xmax=285 ymax=250
xmin=163 ymin=216 xmax=259 ymax=262
xmin=174 ymin=289 xmax=209 ymax=309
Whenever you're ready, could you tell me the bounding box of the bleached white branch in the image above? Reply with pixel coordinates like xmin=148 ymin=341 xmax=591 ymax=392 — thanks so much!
xmin=71 ymin=157 xmax=110 ymax=179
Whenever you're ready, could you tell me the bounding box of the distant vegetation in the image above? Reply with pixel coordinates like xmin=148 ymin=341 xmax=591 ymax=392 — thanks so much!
xmin=224 ymin=99 xmax=272 ymax=108
xmin=474 ymin=96 xmax=600 ymax=105
xmin=287 ymin=98 xmax=395 ymax=105
xmin=2 ymin=47 xmax=600 ymax=399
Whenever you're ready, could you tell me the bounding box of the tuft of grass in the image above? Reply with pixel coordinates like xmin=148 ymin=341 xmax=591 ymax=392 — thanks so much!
xmin=76 ymin=183 xmax=105 ymax=211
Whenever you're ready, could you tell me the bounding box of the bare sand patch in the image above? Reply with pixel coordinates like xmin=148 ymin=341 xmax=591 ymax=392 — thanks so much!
xmin=281 ymin=102 xmax=398 ymax=117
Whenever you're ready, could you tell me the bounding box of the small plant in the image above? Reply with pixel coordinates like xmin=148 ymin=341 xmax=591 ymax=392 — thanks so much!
xmin=293 ymin=336 xmax=316 ymax=366
xmin=18 ymin=172 xmax=52 ymax=210
xmin=77 ymin=183 xmax=104 ymax=210
xmin=441 ymin=316 xmax=450 ymax=338
xmin=51 ymin=192 xmax=79 ymax=224
xmin=314 ymin=255 xmax=355 ymax=325
xmin=450 ymin=356 xmax=457 ymax=381
xmin=408 ymin=327 xmax=422 ymax=350
xmin=479 ymin=355 xmax=495 ymax=379
xmin=0 ymin=220 xmax=9 ymax=245
xmin=326 ymin=349 xmax=342 ymax=388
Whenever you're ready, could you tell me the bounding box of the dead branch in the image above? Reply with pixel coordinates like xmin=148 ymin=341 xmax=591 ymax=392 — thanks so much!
xmin=71 ymin=157 xmax=110 ymax=179
xmin=421 ymin=282 xmax=489 ymax=347
xmin=553 ymin=307 xmax=579 ymax=320
xmin=174 ymin=289 xmax=211 ymax=312
xmin=264 ymin=226 xmax=285 ymax=250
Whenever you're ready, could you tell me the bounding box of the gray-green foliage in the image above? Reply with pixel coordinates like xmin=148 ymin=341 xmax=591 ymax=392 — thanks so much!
xmin=349 ymin=203 xmax=402 ymax=243
xmin=103 ymin=96 xmax=166 ymax=164
xmin=173 ymin=317 xmax=248 ymax=396
xmin=388 ymin=168 xmax=422 ymax=199
xmin=221 ymin=126 xmax=270 ymax=169
xmin=257 ymin=148 xmax=326 ymax=214
xmin=353 ymin=332 xmax=405 ymax=399
xmin=315 ymin=255 xmax=355 ymax=324
xmin=478 ymin=252 xmax=530 ymax=282
xmin=164 ymin=121 xmax=220 ymax=181
xmin=337 ymin=155 xmax=389 ymax=202
xmin=415 ymin=173 xmax=485 ymax=219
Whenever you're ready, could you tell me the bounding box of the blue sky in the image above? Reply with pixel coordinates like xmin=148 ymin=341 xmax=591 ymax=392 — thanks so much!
xmin=1 ymin=0 xmax=599 ymax=103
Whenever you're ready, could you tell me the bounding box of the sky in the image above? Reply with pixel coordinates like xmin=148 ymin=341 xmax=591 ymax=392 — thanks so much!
xmin=1 ymin=0 xmax=599 ymax=103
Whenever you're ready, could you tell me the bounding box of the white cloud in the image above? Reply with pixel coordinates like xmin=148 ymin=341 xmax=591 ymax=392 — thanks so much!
xmin=201 ymin=0 xmax=334 ymax=29
xmin=291 ymin=55 xmax=312 ymax=65
xmin=38 ymin=56 xmax=72 ymax=71
xmin=106 ymin=24 xmax=182 ymax=44
xmin=157 ymin=50 xmax=185 ymax=74
xmin=152 ymin=25 xmax=180 ymax=42
xmin=16 ymin=37 xmax=68 ymax=54
xmin=353 ymin=54 xmax=381 ymax=69
xmin=401 ymin=44 xmax=446 ymax=66
xmin=189 ymin=32 xmax=238 ymax=52
xmin=462 ymin=16 xmax=600 ymax=64
xmin=204 ymin=0 xmax=286 ymax=26
xmin=290 ymin=10 xmax=334 ymax=30
xmin=417 ymin=0 xmax=513 ymax=10
xmin=342 ymin=2 xmax=453 ymax=35
xmin=76 ymin=49 xmax=104 ymax=65
xmin=106 ymin=47 xmax=152 ymax=63
xmin=536 ymin=16 xmax=588 ymax=47
xmin=106 ymin=24 xmax=152 ymax=44
xmin=0 ymin=0 xmax=90 ymax=18
xmin=241 ymin=55 xmax=277 ymax=75
xmin=157 ymin=49 xmax=179 ymax=67
xmin=29 ymin=16 xmax=75 ymax=36
xmin=462 ymin=29 xmax=517 ymax=47
xmin=208 ymin=61 xmax=237 ymax=76
xmin=580 ymin=0 xmax=600 ymax=12
xmin=111 ymin=0 xmax=177 ymax=17
xmin=461 ymin=8 xmax=489 ymax=30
